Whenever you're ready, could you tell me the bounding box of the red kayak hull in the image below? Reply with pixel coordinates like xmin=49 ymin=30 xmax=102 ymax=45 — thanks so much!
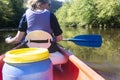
xmin=53 ymin=47 xmax=105 ymax=80
xmin=0 ymin=47 xmax=104 ymax=80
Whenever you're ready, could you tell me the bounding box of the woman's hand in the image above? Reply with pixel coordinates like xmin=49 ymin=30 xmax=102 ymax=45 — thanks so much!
xmin=5 ymin=37 xmax=12 ymax=44
xmin=56 ymin=35 xmax=62 ymax=42
xmin=5 ymin=31 xmax=25 ymax=44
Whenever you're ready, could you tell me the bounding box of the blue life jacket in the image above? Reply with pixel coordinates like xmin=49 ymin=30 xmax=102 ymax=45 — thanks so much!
xmin=25 ymin=9 xmax=53 ymax=34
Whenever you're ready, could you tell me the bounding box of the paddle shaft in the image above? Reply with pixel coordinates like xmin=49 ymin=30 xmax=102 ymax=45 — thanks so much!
xmin=63 ymin=39 xmax=94 ymax=42
xmin=24 ymin=34 xmax=102 ymax=47
xmin=5 ymin=34 xmax=102 ymax=49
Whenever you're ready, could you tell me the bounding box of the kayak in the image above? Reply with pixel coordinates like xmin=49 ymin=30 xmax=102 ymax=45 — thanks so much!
xmin=53 ymin=47 xmax=105 ymax=80
xmin=0 ymin=46 xmax=104 ymax=80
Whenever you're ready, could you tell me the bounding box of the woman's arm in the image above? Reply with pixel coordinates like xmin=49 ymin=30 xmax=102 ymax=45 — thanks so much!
xmin=5 ymin=31 xmax=25 ymax=44
xmin=55 ymin=34 xmax=62 ymax=42
xmin=50 ymin=13 xmax=63 ymax=42
xmin=5 ymin=13 xmax=27 ymax=44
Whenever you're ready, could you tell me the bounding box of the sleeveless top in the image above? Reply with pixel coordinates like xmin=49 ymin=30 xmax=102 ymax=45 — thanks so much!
xmin=25 ymin=9 xmax=53 ymax=34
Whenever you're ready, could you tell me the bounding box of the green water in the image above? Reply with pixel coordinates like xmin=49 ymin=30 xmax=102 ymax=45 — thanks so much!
xmin=1 ymin=28 xmax=120 ymax=80
xmin=60 ymin=28 xmax=120 ymax=80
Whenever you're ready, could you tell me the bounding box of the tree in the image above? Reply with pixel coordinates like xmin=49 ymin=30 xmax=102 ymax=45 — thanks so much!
xmin=9 ymin=0 xmax=25 ymax=28
xmin=56 ymin=0 xmax=120 ymax=28
xmin=0 ymin=0 xmax=25 ymax=28
xmin=0 ymin=0 xmax=14 ymax=28
xmin=93 ymin=0 xmax=120 ymax=27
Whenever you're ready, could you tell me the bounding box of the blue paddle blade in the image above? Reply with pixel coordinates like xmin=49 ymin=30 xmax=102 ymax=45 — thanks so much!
xmin=68 ymin=34 xmax=102 ymax=47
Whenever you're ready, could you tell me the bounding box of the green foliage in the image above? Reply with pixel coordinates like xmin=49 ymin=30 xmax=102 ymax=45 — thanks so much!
xmin=95 ymin=0 xmax=120 ymax=18
xmin=56 ymin=0 xmax=96 ymax=27
xmin=56 ymin=3 xmax=69 ymax=23
xmin=9 ymin=0 xmax=25 ymax=27
xmin=92 ymin=0 xmax=120 ymax=27
xmin=56 ymin=0 xmax=120 ymax=28
xmin=0 ymin=0 xmax=25 ymax=28
xmin=0 ymin=0 xmax=14 ymax=28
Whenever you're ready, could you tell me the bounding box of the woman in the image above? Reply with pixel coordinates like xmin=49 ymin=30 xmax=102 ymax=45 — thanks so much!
xmin=5 ymin=0 xmax=67 ymax=65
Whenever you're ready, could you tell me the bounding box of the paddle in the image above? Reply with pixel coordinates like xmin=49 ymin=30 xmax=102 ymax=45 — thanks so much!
xmin=6 ymin=31 xmax=102 ymax=48
xmin=63 ymin=34 xmax=102 ymax=47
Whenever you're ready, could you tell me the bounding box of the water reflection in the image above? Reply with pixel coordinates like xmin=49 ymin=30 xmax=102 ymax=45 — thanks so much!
xmin=61 ymin=28 xmax=120 ymax=80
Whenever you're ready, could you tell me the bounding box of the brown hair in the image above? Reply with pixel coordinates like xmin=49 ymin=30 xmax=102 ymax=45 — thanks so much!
xmin=27 ymin=0 xmax=50 ymax=10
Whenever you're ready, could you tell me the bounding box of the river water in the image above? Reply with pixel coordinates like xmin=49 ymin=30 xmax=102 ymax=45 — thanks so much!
xmin=0 ymin=28 xmax=120 ymax=80
xmin=60 ymin=28 xmax=120 ymax=80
